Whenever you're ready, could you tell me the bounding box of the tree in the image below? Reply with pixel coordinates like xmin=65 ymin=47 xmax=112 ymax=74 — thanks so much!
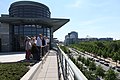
xmin=84 ymin=58 xmax=90 ymax=66
xmin=79 ymin=64 xmax=84 ymax=73
xmin=77 ymin=55 xmax=81 ymax=61
xmin=84 ymin=70 xmax=96 ymax=80
xmin=89 ymin=61 xmax=96 ymax=71
xmin=112 ymin=52 xmax=119 ymax=66
xmin=102 ymin=51 xmax=108 ymax=61
xmin=97 ymin=49 xmax=102 ymax=58
xmin=117 ymin=49 xmax=120 ymax=61
xmin=81 ymin=57 xmax=85 ymax=63
xmin=96 ymin=42 xmax=104 ymax=49
xmin=105 ymin=68 xmax=118 ymax=80
xmin=95 ymin=65 xmax=105 ymax=78
xmin=110 ymin=42 xmax=118 ymax=52
xmin=109 ymin=51 xmax=114 ymax=58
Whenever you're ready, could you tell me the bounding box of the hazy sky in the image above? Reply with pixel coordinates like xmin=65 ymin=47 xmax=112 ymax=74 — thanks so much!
xmin=0 ymin=0 xmax=120 ymax=41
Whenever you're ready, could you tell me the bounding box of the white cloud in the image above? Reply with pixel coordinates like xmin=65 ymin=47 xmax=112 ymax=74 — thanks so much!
xmin=79 ymin=18 xmax=100 ymax=26
xmin=89 ymin=1 xmax=110 ymax=8
xmin=79 ymin=16 xmax=120 ymax=26
xmin=80 ymin=20 xmax=96 ymax=25
xmin=14 ymin=0 xmax=40 ymax=2
xmin=67 ymin=0 xmax=82 ymax=8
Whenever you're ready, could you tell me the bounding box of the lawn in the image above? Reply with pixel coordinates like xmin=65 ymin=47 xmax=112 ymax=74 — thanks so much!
xmin=0 ymin=62 xmax=30 ymax=80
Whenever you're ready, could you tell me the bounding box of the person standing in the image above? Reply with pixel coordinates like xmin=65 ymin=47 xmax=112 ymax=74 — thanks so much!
xmin=45 ymin=37 xmax=49 ymax=52
xmin=36 ymin=34 xmax=42 ymax=60
xmin=31 ymin=36 xmax=38 ymax=61
xmin=42 ymin=36 xmax=46 ymax=56
xmin=25 ymin=37 xmax=32 ymax=60
xmin=31 ymin=36 xmax=37 ymax=45
xmin=31 ymin=43 xmax=39 ymax=61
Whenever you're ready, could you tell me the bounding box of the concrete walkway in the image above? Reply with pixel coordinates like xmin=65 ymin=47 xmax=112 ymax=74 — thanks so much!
xmin=0 ymin=52 xmax=25 ymax=63
xmin=0 ymin=51 xmax=59 ymax=80
xmin=36 ymin=50 xmax=58 ymax=80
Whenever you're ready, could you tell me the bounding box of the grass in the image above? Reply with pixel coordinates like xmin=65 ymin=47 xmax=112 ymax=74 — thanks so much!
xmin=0 ymin=62 xmax=30 ymax=80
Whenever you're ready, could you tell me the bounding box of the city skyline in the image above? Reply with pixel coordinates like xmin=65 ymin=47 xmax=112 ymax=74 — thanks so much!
xmin=0 ymin=0 xmax=120 ymax=41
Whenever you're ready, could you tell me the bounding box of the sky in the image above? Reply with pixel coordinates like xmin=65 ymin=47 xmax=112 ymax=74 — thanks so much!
xmin=0 ymin=0 xmax=120 ymax=41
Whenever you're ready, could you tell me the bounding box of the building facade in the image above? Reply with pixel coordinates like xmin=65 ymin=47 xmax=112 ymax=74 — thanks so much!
xmin=64 ymin=31 xmax=78 ymax=45
xmin=0 ymin=1 xmax=69 ymax=52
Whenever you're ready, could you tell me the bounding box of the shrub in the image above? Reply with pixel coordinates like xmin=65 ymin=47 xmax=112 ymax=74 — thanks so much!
xmin=0 ymin=62 xmax=30 ymax=80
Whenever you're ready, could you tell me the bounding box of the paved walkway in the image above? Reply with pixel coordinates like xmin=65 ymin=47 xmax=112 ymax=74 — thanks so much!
xmin=0 ymin=52 xmax=25 ymax=63
xmin=0 ymin=51 xmax=59 ymax=80
xmin=36 ymin=50 xmax=58 ymax=80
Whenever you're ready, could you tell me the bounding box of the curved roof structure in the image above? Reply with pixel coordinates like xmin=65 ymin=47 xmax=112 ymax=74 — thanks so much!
xmin=9 ymin=1 xmax=49 ymax=11
xmin=0 ymin=17 xmax=69 ymax=32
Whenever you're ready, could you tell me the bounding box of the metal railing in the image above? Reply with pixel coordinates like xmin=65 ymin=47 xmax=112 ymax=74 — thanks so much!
xmin=55 ymin=44 xmax=88 ymax=80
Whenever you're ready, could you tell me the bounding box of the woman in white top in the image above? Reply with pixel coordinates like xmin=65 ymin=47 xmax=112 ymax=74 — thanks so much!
xmin=25 ymin=37 xmax=32 ymax=60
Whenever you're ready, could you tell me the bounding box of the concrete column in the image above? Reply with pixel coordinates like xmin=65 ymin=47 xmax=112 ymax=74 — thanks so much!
xmin=50 ymin=27 xmax=53 ymax=49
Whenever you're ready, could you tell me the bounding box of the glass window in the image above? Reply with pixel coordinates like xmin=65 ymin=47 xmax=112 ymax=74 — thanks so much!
xmin=19 ymin=30 xmax=23 ymax=34
xmin=44 ymin=28 xmax=47 ymax=32
xmin=14 ymin=27 xmax=18 ymax=33
xmin=31 ymin=28 xmax=36 ymax=31
xmin=37 ymin=25 xmax=42 ymax=28
xmin=12 ymin=24 xmax=51 ymax=51
xmin=31 ymin=32 xmax=36 ymax=35
xmin=47 ymin=28 xmax=50 ymax=32
xmin=24 ymin=28 xmax=31 ymax=31
xmin=24 ymin=31 xmax=31 ymax=35
xmin=37 ymin=28 xmax=43 ymax=32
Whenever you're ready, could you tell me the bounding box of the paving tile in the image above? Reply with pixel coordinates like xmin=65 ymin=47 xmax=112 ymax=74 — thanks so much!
xmin=37 ymin=71 xmax=46 ymax=78
xmin=46 ymin=72 xmax=58 ymax=78
xmin=47 ymin=68 xmax=58 ymax=73
xmin=37 ymin=78 xmax=45 ymax=80
xmin=36 ymin=50 xmax=58 ymax=80
xmin=45 ymin=78 xmax=58 ymax=80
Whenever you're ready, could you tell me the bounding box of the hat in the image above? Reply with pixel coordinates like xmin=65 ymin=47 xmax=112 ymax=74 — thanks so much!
xmin=27 ymin=37 xmax=31 ymax=40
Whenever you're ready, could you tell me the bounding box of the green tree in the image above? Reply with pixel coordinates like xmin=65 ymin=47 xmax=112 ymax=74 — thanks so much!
xmin=77 ymin=55 xmax=81 ymax=61
xmin=95 ymin=65 xmax=105 ymax=78
xmin=96 ymin=42 xmax=104 ymax=49
xmin=102 ymin=51 xmax=108 ymax=61
xmin=84 ymin=58 xmax=90 ymax=66
xmin=81 ymin=57 xmax=85 ymax=63
xmin=79 ymin=64 xmax=84 ymax=73
xmin=110 ymin=42 xmax=118 ymax=52
xmin=112 ymin=52 xmax=119 ymax=66
xmin=84 ymin=70 xmax=96 ymax=80
xmin=89 ymin=61 xmax=96 ymax=71
xmin=97 ymin=49 xmax=102 ymax=58
xmin=70 ymin=40 xmax=120 ymax=66
xmin=105 ymin=68 xmax=118 ymax=80
xmin=109 ymin=51 xmax=114 ymax=58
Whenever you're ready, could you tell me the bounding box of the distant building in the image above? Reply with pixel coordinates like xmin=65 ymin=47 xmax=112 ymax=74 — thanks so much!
xmin=79 ymin=38 xmax=98 ymax=42
xmin=78 ymin=38 xmax=113 ymax=42
xmin=99 ymin=38 xmax=113 ymax=41
xmin=64 ymin=31 xmax=78 ymax=45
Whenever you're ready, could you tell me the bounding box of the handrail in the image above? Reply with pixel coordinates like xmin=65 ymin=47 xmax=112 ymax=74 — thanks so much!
xmin=57 ymin=45 xmax=88 ymax=80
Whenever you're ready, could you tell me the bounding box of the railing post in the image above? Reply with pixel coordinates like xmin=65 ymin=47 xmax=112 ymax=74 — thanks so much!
xmin=74 ymin=74 xmax=77 ymax=80
xmin=61 ymin=54 xmax=63 ymax=67
xmin=65 ymin=59 xmax=68 ymax=80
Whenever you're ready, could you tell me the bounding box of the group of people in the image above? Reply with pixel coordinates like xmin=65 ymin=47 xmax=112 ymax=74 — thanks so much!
xmin=25 ymin=34 xmax=49 ymax=61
